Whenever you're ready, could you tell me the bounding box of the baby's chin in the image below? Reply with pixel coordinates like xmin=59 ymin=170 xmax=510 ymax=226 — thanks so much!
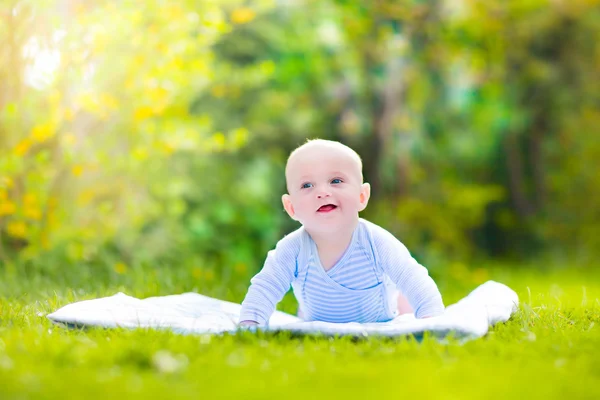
xmin=302 ymin=217 xmax=359 ymax=235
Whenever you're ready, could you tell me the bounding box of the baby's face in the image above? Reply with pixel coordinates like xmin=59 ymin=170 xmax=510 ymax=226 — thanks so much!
xmin=282 ymin=145 xmax=370 ymax=234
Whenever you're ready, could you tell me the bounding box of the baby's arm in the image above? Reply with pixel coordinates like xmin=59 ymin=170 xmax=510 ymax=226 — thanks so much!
xmin=374 ymin=227 xmax=444 ymax=318
xmin=239 ymin=235 xmax=298 ymax=325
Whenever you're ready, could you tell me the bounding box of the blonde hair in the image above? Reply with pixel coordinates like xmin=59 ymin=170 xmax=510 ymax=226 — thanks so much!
xmin=285 ymin=139 xmax=364 ymax=183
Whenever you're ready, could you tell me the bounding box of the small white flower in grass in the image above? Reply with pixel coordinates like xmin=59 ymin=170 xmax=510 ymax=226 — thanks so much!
xmin=152 ymin=350 xmax=188 ymax=374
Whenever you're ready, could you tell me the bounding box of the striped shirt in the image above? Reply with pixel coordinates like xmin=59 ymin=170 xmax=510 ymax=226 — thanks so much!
xmin=239 ymin=218 xmax=444 ymax=325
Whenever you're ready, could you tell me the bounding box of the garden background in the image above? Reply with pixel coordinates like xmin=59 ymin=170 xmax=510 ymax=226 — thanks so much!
xmin=1 ymin=1 xmax=599 ymax=398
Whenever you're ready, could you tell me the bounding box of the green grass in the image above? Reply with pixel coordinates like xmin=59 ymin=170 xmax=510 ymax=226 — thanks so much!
xmin=0 ymin=262 xmax=599 ymax=399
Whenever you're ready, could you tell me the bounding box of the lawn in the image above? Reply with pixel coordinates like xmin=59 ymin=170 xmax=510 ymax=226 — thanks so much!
xmin=0 ymin=262 xmax=598 ymax=399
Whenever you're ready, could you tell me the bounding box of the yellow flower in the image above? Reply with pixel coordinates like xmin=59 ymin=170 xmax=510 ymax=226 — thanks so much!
xmin=259 ymin=60 xmax=275 ymax=76
xmin=232 ymin=127 xmax=248 ymax=148
xmin=74 ymin=4 xmax=85 ymax=16
xmin=114 ymin=262 xmax=128 ymax=274
xmin=212 ymin=132 xmax=226 ymax=150
xmin=31 ymin=122 xmax=55 ymax=143
xmin=41 ymin=233 xmax=51 ymax=249
xmin=134 ymin=106 xmax=154 ymax=121
xmin=23 ymin=194 xmax=37 ymax=206
xmin=165 ymin=5 xmax=184 ymax=19
xmin=132 ymin=148 xmax=148 ymax=161
xmin=0 ymin=201 xmax=16 ymax=216
xmin=211 ymin=85 xmax=227 ymax=98
xmin=169 ymin=57 xmax=183 ymax=71
xmin=14 ymin=139 xmax=32 ymax=156
xmin=24 ymin=207 xmax=42 ymax=220
xmin=132 ymin=55 xmax=145 ymax=68
xmin=192 ymin=267 xmax=203 ymax=279
xmin=71 ymin=165 xmax=84 ymax=177
xmin=148 ymin=87 xmax=169 ymax=103
xmin=7 ymin=221 xmax=27 ymax=239
xmin=156 ymin=42 xmax=168 ymax=54
xmin=158 ymin=142 xmax=175 ymax=155
xmin=47 ymin=212 xmax=59 ymax=230
xmin=231 ymin=8 xmax=256 ymax=24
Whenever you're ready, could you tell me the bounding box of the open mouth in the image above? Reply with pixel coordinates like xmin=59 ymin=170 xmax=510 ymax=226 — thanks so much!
xmin=317 ymin=204 xmax=338 ymax=212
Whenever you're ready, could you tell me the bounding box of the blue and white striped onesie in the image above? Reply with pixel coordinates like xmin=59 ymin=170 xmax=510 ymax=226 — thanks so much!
xmin=239 ymin=218 xmax=444 ymax=325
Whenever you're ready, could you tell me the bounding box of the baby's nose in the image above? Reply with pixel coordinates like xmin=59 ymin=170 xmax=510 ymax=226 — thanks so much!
xmin=316 ymin=191 xmax=331 ymax=198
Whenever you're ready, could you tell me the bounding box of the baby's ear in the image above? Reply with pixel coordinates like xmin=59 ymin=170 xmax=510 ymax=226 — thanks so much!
xmin=281 ymin=194 xmax=297 ymax=220
xmin=358 ymin=182 xmax=371 ymax=211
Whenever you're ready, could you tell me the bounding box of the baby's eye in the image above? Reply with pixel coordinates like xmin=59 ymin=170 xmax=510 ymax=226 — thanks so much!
xmin=331 ymin=178 xmax=343 ymax=184
xmin=301 ymin=182 xmax=313 ymax=189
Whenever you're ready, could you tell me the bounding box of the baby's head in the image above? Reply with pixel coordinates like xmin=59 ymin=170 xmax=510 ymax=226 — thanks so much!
xmin=282 ymin=139 xmax=370 ymax=235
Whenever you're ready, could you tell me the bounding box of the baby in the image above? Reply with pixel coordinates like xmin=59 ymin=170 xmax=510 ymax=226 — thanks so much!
xmin=239 ymin=139 xmax=444 ymax=326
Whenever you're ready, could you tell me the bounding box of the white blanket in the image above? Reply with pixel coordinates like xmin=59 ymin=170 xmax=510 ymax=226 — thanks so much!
xmin=47 ymin=280 xmax=518 ymax=341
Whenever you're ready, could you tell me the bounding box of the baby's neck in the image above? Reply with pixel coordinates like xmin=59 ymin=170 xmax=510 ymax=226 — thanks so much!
xmin=307 ymin=220 xmax=358 ymax=260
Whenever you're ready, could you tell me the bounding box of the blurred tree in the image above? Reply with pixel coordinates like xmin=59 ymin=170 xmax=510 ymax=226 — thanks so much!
xmin=0 ymin=0 xmax=598 ymax=273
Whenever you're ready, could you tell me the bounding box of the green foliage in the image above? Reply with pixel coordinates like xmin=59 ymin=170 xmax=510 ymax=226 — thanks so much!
xmin=1 ymin=0 xmax=599 ymax=271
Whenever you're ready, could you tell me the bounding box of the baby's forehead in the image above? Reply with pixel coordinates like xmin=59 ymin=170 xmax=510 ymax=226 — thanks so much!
xmin=285 ymin=145 xmax=362 ymax=181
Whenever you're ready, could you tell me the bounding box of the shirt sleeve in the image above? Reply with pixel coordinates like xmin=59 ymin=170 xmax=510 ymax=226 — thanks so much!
xmin=372 ymin=225 xmax=445 ymax=318
xmin=239 ymin=233 xmax=299 ymax=325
